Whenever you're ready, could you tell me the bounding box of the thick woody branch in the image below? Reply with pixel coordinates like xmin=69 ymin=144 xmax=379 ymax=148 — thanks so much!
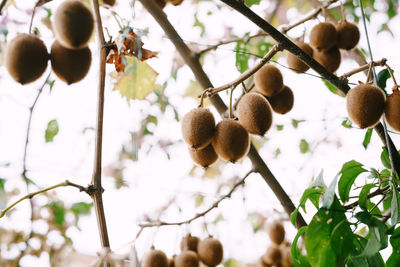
xmin=139 ymin=0 xmax=307 ymax=229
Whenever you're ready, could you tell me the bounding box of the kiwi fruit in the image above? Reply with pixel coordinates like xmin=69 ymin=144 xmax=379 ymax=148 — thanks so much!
xmin=53 ymin=0 xmax=94 ymax=49
xmin=256 ymin=257 xmax=271 ymax=267
xmin=181 ymin=108 xmax=215 ymax=149
xmin=141 ymin=247 xmax=168 ymax=267
xmin=280 ymin=246 xmax=292 ymax=267
xmin=267 ymin=221 xmax=285 ymax=245
xmin=102 ymin=0 xmax=116 ymax=6
xmin=197 ymin=237 xmax=223 ymax=267
xmin=5 ymin=34 xmax=49 ymax=84
xmin=180 ymin=234 xmax=200 ymax=252
xmin=254 ymin=63 xmax=284 ymax=97
xmin=313 ymin=46 xmax=341 ymax=73
xmin=212 ymin=119 xmax=250 ymax=163
xmin=174 ymin=251 xmax=199 ymax=267
xmin=189 ymin=144 xmax=218 ymax=168
xmin=168 ymin=0 xmax=184 ymax=5
xmin=309 ymin=22 xmax=338 ymax=51
xmin=385 ymin=89 xmax=400 ymax=131
xmin=237 ymin=92 xmax=273 ymax=136
xmin=336 ymin=21 xmax=360 ymax=50
xmin=261 ymin=245 xmax=282 ymax=266
xmin=267 ymin=85 xmax=294 ymax=115
xmin=155 ymin=0 xmax=167 ymax=8
xmin=346 ymin=83 xmax=386 ymax=129
xmin=168 ymin=256 xmax=176 ymax=267
xmin=50 ymin=40 xmax=92 ymax=84
xmin=286 ymin=41 xmax=313 ymax=73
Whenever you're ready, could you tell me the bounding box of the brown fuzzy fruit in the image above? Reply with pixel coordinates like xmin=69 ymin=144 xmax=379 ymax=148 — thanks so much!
xmin=286 ymin=41 xmax=313 ymax=73
xmin=237 ymin=92 xmax=273 ymax=135
xmin=280 ymin=246 xmax=292 ymax=267
xmin=102 ymin=0 xmax=116 ymax=6
xmin=346 ymin=83 xmax=386 ymax=129
xmin=254 ymin=63 xmax=284 ymax=97
xmin=336 ymin=21 xmax=360 ymax=50
xmin=180 ymin=234 xmax=200 ymax=252
xmin=50 ymin=40 xmax=92 ymax=84
xmin=212 ymin=119 xmax=250 ymax=163
xmin=309 ymin=22 xmax=338 ymax=51
xmin=267 ymin=86 xmax=294 ymax=115
xmin=261 ymin=245 xmax=282 ymax=265
xmin=256 ymin=257 xmax=271 ymax=267
xmin=141 ymin=248 xmax=168 ymax=267
xmin=181 ymin=108 xmax=215 ymax=149
xmin=313 ymin=46 xmax=341 ymax=73
xmin=189 ymin=144 xmax=218 ymax=168
xmin=174 ymin=251 xmax=199 ymax=267
xmin=197 ymin=237 xmax=223 ymax=267
xmin=168 ymin=0 xmax=184 ymax=5
xmin=53 ymin=0 xmax=94 ymax=49
xmin=5 ymin=34 xmax=49 ymax=84
xmin=385 ymin=90 xmax=400 ymax=131
xmin=155 ymin=0 xmax=167 ymax=8
xmin=267 ymin=221 xmax=285 ymax=245
xmin=168 ymin=257 xmax=175 ymax=267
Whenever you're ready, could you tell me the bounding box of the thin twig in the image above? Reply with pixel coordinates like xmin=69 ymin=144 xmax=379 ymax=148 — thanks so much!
xmin=0 ymin=180 xmax=89 ymax=218
xmin=384 ymin=63 xmax=398 ymax=87
xmin=138 ymin=170 xmax=255 ymax=228
xmin=344 ymin=185 xmax=390 ymax=210
xmin=339 ymin=58 xmax=387 ymax=80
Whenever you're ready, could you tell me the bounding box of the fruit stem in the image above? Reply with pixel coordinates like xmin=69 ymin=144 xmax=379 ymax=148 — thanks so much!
xmin=229 ymin=86 xmax=236 ymax=118
xmin=365 ymin=61 xmax=374 ymax=83
xmin=339 ymin=58 xmax=386 ymax=80
xmin=28 ymin=0 xmax=41 ymax=34
xmin=384 ymin=63 xmax=398 ymax=88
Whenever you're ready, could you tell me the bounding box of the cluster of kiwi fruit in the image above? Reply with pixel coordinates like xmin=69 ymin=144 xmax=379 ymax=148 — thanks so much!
xmin=5 ymin=0 xmax=93 ymax=85
xmin=256 ymin=221 xmax=292 ymax=267
xmin=141 ymin=234 xmax=223 ymax=267
xmin=287 ymin=19 xmax=360 ymax=74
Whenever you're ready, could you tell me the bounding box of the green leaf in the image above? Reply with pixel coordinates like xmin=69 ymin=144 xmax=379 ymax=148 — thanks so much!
xmin=291 ymin=119 xmax=305 ymax=128
xmin=381 ymin=147 xmax=391 ymax=169
xmin=390 ymin=226 xmax=400 ymax=250
xmin=276 ymin=124 xmax=284 ymax=131
xmin=291 ymin=226 xmax=310 ymax=267
xmin=45 ymin=119 xmax=59 ymax=143
xmin=114 ymin=56 xmax=162 ymax=101
xmin=193 ymin=13 xmax=205 ymax=37
xmin=348 ymin=236 xmax=385 ymax=267
xmin=244 ymin=0 xmax=260 ymax=7
xmin=70 ymin=202 xmax=93 ymax=216
xmin=342 ymin=118 xmax=353 ymax=128
xmin=391 ymin=184 xmax=400 ymax=225
xmin=363 ymin=129 xmax=373 ymax=149
xmin=361 ymin=227 xmax=382 ymax=257
xmin=338 ymin=160 xmax=367 ymax=203
xmin=290 ymin=208 xmax=299 ymax=226
xmin=387 ymin=253 xmax=400 ymax=267
xmin=376 ymin=69 xmax=391 ymax=91
xmin=322 ymin=175 xmax=338 ymax=208
xmin=256 ymin=41 xmax=273 ymax=56
xmin=322 ymin=79 xmax=345 ymax=97
xmin=235 ymin=39 xmax=250 ymax=73
xmin=300 ymin=187 xmax=324 ymax=212
xmin=299 ymin=139 xmax=309 ymax=154
xmin=359 ymin=184 xmax=376 ymax=210
xmin=47 ymin=201 xmax=65 ymax=227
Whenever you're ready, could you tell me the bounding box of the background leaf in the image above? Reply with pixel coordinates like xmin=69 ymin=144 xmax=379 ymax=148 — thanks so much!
xmin=338 ymin=160 xmax=367 ymax=203
xmin=45 ymin=119 xmax=59 ymax=143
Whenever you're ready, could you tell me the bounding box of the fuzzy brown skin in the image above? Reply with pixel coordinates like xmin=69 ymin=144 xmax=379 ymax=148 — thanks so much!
xmin=180 ymin=234 xmax=200 ymax=252
xmin=53 ymin=0 xmax=94 ymax=49
xmin=286 ymin=41 xmax=313 ymax=73
xmin=102 ymin=0 xmax=116 ymax=6
xmin=237 ymin=93 xmax=273 ymax=135
xmin=261 ymin=245 xmax=282 ymax=265
xmin=168 ymin=0 xmax=184 ymax=5
xmin=346 ymin=84 xmax=386 ymax=129
xmin=256 ymin=257 xmax=272 ymax=267
xmin=336 ymin=21 xmax=360 ymax=50
xmin=5 ymin=34 xmax=49 ymax=84
xmin=189 ymin=144 xmax=218 ymax=168
xmin=280 ymin=246 xmax=293 ymax=267
xmin=254 ymin=63 xmax=284 ymax=97
xmin=142 ymin=248 xmax=168 ymax=267
xmin=181 ymin=108 xmax=215 ymax=149
xmin=309 ymin=22 xmax=338 ymax=51
xmin=168 ymin=257 xmax=176 ymax=267
xmin=313 ymin=46 xmax=341 ymax=73
xmin=267 ymin=221 xmax=285 ymax=245
xmin=267 ymin=86 xmax=294 ymax=115
xmin=174 ymin=251 xmax=199 ymax=267
xmin=385 ymin=90 xmax=400 ymax=132
xmin=50 ymin=40 xmax=92 ymax=84
xmin=197 ymin=237 xmax=223 ymax=267
xmin=155 ymin=0 xmax=167 ymax=8
xmin=212 ymin=119 xmax=250 ymax=162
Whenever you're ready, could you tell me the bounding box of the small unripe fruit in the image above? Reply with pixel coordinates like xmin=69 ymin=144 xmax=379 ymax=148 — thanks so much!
xmin=180 ymin=234 xmax=200 ymax=252
xmin=5 ymin=34 xmax=49 ymax=84
xmin=267 ymin=221 xmax=285 ymax=245
xmin=53 ymin=0 xmax=94 ymax=49
xmin=346 ymin=83 xmax=386 ymax=128
xmin=267 ymin=86 xmax=294 ymax=115
xmin=212 ymin=119 xmax=250 ymax=163
xmin=174 ymin=251 xmax=199 ymax=267
xmin=254 ymin=64 xmax=284 ymax=97
xmin=181 ymin=108 xmax=215 ymax=149
xmin=50 ymin=40 xmax=92 ymax=84
xmin=313 ymin=46 xmax=341 ymax=73
xmin=141 ymin=248 xmax=168 ymax=267
xmin=309 ymin=22 xmax=338 ymax=51
xmin=336 ymin=21 xmax=360 ymax=50
xmin=237 ymin=93 xmax=273 ymax=135
xmin=385 ymin=89 xmax=400 ymax=132
xmin=286 ymin=42 xmax=313 ymax=73
xmin=189 ymin=144 xmax=218 ymax=168
xmin=261 ymin=245 xmax=281 ymax=265
xmin=197 ymin=237 xmax=223 ymax=267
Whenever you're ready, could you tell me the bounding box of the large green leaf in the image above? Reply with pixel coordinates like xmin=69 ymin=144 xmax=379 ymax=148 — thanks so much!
xmin=380 ymin=147 xmax=391 ymax=169
xmin=291 ymin=226 xmax=309 ymax=267
xmin=338 ymin=160 xmax=367 ymax=203
xmin=348 ymin=236 xmax=385 ymax=267
xmin=391 ymin=184 xmax=400 ymax=225
xmin=363 ymin=129 xmax=373 ymax=149
xmin=376 ymin=69 xmax=391 ymax=91
xmin=359 ymin=184 xmax=376 ymax=210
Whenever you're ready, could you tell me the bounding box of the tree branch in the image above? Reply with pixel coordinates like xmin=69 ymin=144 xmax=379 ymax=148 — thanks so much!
xmin=90 ymin=0 xmax=110 ymax=250
xmin=139 ymin=0 xmax=307 ymax=229
xmin=339 ymin=58 xmax=387 ymax=80
xmin=344 ymin=185 xmax=390 ymax=210
xmin=139 ymin=169 xmax=255 ymax=228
